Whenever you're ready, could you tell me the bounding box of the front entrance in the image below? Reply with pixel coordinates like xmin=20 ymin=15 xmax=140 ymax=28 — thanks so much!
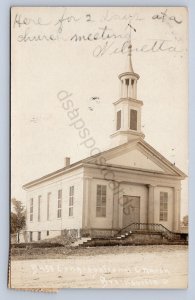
xmin=122 ymin=195 xmax=140 ymax=227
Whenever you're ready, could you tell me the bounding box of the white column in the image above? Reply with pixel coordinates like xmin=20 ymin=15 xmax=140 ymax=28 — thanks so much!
xmin=148 ymin=184 xmax=155 ymax=223
xmin=173 ymin=187 xmax=181 ymax=232
xmin=133 ymin=80 xmax=137 ymax=99
xmin=112 ymin=182 xmax=120 ymax=230
xmin=126 ymin=81 xmax=128 ymax=98
xmin=120 ymin=80 xmax=123 ymax=98
xmin=82 ymin=177 xmax=92 ymax=229
xmin=130 ymin=81 xmax=133 ymax=98
xmin=122 ymin=80 xmax=125 ymax=98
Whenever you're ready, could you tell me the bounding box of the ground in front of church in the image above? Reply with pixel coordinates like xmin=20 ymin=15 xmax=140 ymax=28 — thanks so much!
xmin=10 ymin=245 xmax=188 ymax=289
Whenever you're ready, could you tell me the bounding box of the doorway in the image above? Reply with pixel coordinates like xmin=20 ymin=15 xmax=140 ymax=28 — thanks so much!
xmin=122 ymin=195 xmax=140 ymax=227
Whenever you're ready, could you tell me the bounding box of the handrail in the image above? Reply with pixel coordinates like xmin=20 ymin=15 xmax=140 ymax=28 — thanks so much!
xmin=116 ymin=223 xmax=181 ymax=240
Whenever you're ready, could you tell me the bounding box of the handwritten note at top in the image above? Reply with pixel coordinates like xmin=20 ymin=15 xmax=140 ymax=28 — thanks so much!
xmin=12 ymin=8 xmax=184 ymax=57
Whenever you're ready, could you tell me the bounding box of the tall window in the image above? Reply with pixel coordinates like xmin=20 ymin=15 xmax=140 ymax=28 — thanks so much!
xmin=30 ymin=198 xmax=33 ymax=221
xmin=38 ymin=232 xmax=41 ymax=241
xmin=30 ymin=231 xmax=33 ymax=242
xmin=130 ymin=109 xmax=137 ymax=131
xmin=47 ymin=192 xmax=51 ymax=221
xmin=116 ymin=110 xmax=121 ymax=130
xmin=38 ymin=195 xmax=41 ymax=222
xmin=96 ymin=185 xmax=107 ymax=217
xmin=57 ymin=189 xmax=62 ymax=218
xmin=159 ymin=192 xmax=168 ymax=221
xmin=69 ymin=186 xmax=74 ymax=216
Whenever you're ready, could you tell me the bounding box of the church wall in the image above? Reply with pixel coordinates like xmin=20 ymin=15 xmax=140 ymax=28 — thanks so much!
xmin=24 ymin=163 xmax=181 ymax=240
xmin=25 ymin=167 xmax=84 ymax=241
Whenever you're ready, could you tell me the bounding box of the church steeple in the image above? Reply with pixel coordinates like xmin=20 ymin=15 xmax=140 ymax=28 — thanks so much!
xmin=128 ymin=44 xmax=134 ymax=73
xmin=111 ymin=24 xmax=145 ymax=147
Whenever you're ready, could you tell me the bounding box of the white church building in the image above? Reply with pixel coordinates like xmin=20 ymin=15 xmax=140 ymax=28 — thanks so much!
xmin=23 ymin=43 xmax=186 ymax=242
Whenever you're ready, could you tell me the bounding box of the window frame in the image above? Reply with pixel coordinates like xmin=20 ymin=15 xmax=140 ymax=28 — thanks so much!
xmin=38 ymin=231 xmax=41 ymax=241
xmin=130 ymin=109 xmax=138 ymax=131
xmin=30 ymin=198 xmax=33 ymax=222
xmin=159 ymin=192 xmax=168 ymax=221
xmin=57 ymin=189 xmax=62 ymax=219
xmin=96 ymin=184 xmax=107 ymax=218
xmin=69 ymin=186 xmax=74 ymax=217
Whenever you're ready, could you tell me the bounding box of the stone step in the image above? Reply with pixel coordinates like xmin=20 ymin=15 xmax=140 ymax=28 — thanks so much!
xmin=71 ymin=237 xmax=91 ymax=247
xmin=71 ymin=231 xmax=187 ymax=248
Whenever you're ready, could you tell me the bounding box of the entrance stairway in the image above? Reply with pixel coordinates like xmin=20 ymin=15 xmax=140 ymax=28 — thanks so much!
xmin=117 ymin=223 xmax=183 ymax=241
xmin=71 ymin=223 xmax=188 ymax=247
xmin=71 ymin=237 xmax=92 ymax=247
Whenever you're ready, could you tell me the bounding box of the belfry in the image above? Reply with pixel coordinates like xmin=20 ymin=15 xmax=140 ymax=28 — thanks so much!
xmin=111 ymin=33 xmax=145 ymax=146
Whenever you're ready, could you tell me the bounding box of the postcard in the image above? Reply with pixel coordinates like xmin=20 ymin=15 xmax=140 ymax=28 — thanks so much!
xmin=10 ymin=6 xmax=188 ymax=290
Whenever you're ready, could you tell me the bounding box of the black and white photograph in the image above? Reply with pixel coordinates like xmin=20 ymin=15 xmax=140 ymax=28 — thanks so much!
xmin=10 ymin=6 xmax=188 ymax=290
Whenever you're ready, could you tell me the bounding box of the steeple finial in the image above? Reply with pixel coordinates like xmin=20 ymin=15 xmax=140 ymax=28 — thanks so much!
xmin=127 ymin=22 xmax=136 ymax=73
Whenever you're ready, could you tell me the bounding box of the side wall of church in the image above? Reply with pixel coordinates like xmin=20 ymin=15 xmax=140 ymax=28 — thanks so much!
xmin=25 ymin=167 xmax=84 ymax=242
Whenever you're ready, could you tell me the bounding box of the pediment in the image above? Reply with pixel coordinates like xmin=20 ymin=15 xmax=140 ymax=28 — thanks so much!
xmin=87 ymin=139 xmax=186 ymax=178
xmin=106 ymin=148 xmax=164 ymax=172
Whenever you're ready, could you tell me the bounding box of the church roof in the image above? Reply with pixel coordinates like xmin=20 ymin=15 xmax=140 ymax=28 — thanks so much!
xmin=23 ymin=138 xmax=187 ymax=190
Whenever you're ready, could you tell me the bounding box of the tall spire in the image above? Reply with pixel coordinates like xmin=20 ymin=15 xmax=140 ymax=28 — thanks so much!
xmin=127 ymin=22 xmax=136 ymax=73
xmin=110 ymin=22 xmax=144 ymax=147
xmin=128 ymin=44 xmax=134 ymax=73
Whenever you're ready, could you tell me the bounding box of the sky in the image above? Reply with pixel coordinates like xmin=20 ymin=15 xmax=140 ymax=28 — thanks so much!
xmin=11 ymin=7 xmax=188 ymax=217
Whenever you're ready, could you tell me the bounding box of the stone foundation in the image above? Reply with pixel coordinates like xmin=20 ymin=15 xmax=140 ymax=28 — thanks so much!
xmin=81 ymin=228 xmax=118 ymax=238
xmin=124 ymin=232 xmax=166 ymax=244
xmin=61 ymin=228 xmax=80 ymax=238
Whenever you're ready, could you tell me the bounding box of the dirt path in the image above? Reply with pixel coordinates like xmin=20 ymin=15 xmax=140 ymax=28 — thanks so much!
xmin=10 ymin=245 xmax=188 ymax=289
